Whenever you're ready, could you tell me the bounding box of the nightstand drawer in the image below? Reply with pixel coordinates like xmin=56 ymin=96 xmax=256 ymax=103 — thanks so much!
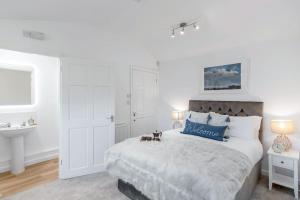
xmin=272 ymin=156 xmax=293 ymax=170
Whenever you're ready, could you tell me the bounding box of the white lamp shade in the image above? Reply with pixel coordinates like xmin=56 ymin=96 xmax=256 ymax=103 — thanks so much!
xmin=172 ymin=111 xmax=184 ymax=121
xmin=271 ymin=120 xmax=295 ymax=135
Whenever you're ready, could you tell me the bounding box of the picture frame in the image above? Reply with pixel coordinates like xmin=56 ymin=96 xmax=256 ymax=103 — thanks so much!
xmin=200 ymin=58 xmax=250 ymax=94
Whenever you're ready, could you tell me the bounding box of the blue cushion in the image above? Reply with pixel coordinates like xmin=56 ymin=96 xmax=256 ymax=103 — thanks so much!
xmin=182 ymin=119 xmax=227 ymax=141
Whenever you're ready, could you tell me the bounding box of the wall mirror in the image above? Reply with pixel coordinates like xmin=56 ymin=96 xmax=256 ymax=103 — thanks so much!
xmin=0 ymin=65 xmax=35 ymax=106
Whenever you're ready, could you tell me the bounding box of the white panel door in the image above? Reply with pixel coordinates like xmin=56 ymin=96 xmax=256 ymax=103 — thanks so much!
xmin=131 ymin=67 xmax=159 ymax=137
xmin=60 ymin=58 xmax=114 ymax=179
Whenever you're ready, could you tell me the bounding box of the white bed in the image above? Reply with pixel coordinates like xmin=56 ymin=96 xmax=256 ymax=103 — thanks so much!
xmin=210 ymin=130 xmax=263 ymax=167
xmin=105 ymin=100 xmax=264 ymax=200
xmin=105 ymin=129 xmax=263 ymax=200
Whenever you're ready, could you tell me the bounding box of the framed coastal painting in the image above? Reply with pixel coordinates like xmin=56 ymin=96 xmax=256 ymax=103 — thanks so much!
xmin=202 ymin=60 xmax=249 ymax=94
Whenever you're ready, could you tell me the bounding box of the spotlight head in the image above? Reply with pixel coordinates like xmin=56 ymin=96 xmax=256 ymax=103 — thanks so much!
xmin=171 ymin=30 xmax=175 ymax=38
xmin=179 ymin=22 xmax=187 ymax=35
xmin=180 ymin=28 xmax=185 ymax=35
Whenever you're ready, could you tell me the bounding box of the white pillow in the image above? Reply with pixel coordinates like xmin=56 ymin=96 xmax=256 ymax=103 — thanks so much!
xmin=182 ymin=111 xmax=191 ymax=128
xmin=229 ymin=116 xmax=262 ymax=140
xmin=182 ymin=111 xmax=209 ymax=129
xmin=208 ymin=112 xmax=230 ymax=126
xmin=208 ymin=112 xmax=230 ymax=136
xmin=189 ymin=111 xmax=209 ymax=124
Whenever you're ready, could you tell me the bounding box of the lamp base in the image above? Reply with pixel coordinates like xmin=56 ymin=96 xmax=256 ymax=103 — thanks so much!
xmin=173 ymin=121 xmax=182 ymax=129
xmin=272 ymin=135 xmax=292 ymax=153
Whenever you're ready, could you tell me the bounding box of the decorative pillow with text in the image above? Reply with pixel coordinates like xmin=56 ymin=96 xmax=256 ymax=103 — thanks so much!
xmin=182 ymin=119 xmax=227 ymax=141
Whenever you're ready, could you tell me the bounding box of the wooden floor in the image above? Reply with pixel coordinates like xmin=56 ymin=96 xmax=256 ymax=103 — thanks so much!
xmin=0 ymin=158 xmax=58 ymax=198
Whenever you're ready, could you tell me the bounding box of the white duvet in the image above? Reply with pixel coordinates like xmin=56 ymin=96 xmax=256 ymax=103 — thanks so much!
xmin=105 ymin=129 xmax=263 ymax=200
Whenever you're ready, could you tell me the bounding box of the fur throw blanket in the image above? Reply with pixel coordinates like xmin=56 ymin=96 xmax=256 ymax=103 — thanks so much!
xmin=105 ymin=132 xmax=252 ymax=200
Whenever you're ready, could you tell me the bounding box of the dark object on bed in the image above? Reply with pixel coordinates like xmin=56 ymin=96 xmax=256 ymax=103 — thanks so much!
xmin=119 ymin=100 xmax=264 ymax=200
xmin=118 ymin=179 xmax=150 ymax=200
xmin=140 ymin=136 xmax=153 ymax=141
xmin=140 ymin=131 xmax=162 ymax=142
xmin=152 ymin=130 xmax=162 ymax=141
xmin=153 ymin=130 xmax=162 ymax=138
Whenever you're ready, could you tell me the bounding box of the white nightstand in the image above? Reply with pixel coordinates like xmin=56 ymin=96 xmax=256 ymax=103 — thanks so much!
xmin=268 ymin=148 xmax=299 ymax=199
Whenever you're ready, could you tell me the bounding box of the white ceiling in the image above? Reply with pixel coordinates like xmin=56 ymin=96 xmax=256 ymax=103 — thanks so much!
xmin=1 ymin=0 xmax=300 ymax=61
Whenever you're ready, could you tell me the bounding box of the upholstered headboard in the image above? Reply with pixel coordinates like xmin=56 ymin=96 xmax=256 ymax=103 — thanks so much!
xmin=189 ymin=100 xmax=264 ymax=141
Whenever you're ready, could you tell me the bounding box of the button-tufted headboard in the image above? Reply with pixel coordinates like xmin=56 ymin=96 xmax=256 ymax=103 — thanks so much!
xmin=189 ymin=100 xmax=264 ymax=141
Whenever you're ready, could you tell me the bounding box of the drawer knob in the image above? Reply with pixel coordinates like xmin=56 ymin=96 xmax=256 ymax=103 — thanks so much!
xmin=281 ymin=161 xmax=284 ymax=164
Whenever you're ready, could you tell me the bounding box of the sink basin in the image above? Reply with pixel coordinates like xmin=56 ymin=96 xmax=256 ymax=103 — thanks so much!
xmin=0 ymin=125 xmax=36 ymax=138
xmin=0 ymin=125 xmax=37 ymax=175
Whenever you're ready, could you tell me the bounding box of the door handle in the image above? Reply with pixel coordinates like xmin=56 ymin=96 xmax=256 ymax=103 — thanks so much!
xmin=133 ymin=112 xmax=136 ymax=117
xmin=107 ymin=115 xmax=114 ymax=122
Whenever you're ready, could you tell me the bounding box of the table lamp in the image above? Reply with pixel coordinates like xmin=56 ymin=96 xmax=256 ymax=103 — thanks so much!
xmin=172 ymin=111 xmax=184 ymax=129
xmin=271 ymin=120 xmax=295 ymax=153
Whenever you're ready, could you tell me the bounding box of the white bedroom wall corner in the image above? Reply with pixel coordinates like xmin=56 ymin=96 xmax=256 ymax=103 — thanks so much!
xmin=157 ymin=37 xmax=300 ymax=174
xmin=0 ymin=19 xmax=158 ymax=153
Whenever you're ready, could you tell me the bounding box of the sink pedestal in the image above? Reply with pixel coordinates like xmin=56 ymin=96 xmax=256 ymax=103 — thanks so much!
xmin=10 ymin=136 xmax=25 ymax=174
xmin=0 ymin=125 xmax=36 ymax=175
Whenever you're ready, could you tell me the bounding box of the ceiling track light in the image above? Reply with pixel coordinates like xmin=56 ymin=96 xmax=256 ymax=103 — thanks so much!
xmin=170 ymin=20 xmax=200 ymax=38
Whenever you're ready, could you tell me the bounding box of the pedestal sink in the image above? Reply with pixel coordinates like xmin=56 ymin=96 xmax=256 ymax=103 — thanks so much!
xmin=0 ymin=125 xmax=37 ymax=175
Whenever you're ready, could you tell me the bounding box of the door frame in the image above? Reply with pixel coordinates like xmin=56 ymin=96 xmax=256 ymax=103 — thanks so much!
xmin=130 ymin=66 xmax=159 ymax=138
xmin=59 ymin=57 xmax=115 ymax=179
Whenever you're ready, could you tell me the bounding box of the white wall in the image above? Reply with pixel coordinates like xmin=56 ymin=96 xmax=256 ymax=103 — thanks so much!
xmin=0 ymin=19 xmax=157 ymax=126
xmin=0 ymin=49 xmax=60 ymax=172
xmin=0 ymin=19 xmax=157 ymax=171
xmin=158 ymin=37 xmax=300 ymax=173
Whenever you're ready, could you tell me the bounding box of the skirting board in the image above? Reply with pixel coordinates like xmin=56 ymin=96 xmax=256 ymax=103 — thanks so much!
xmin=0 ymin=147 xmax=59 ymax=173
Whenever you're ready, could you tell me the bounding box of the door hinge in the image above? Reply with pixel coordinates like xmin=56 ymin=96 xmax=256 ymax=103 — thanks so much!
xmin=60 ymin=160 xmax=63 ymax=165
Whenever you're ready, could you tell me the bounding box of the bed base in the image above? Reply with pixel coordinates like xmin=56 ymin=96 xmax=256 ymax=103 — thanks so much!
xmin=118 ymin=179 xmax=150 ymax=200
xmin=117 ymin=161 xmax=261 ymax=200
